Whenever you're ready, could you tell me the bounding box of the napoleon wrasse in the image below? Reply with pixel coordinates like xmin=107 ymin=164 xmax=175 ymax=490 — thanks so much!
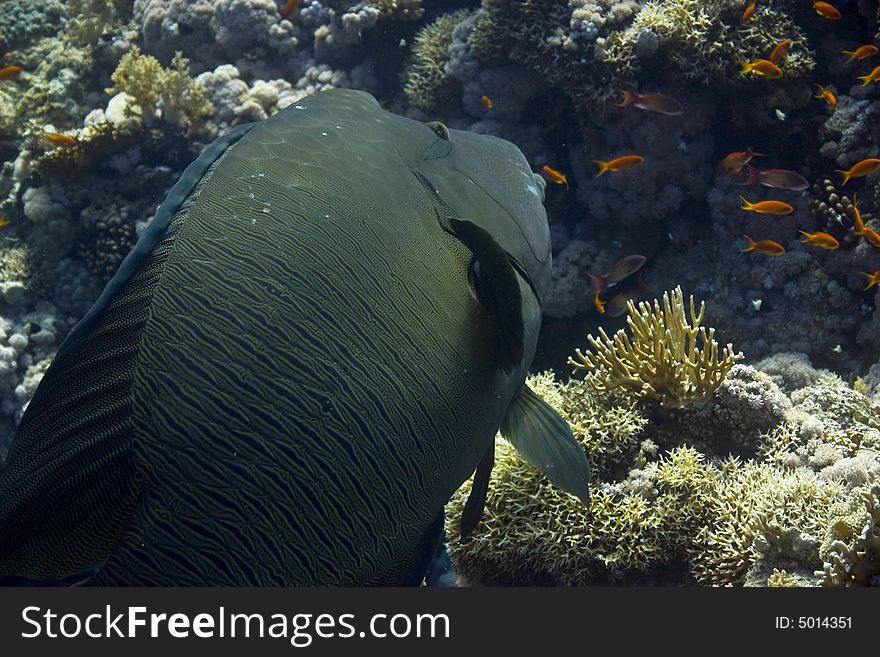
xmin=0 ymin=89 xmax=590 ymax=585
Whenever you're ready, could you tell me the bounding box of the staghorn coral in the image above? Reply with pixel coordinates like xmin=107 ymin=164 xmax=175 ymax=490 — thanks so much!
xmin=568 ymin=287 xmax=743 ymax=409
xmin=688 ymin=459 xmax=841 ymax=586
xmin=107 ymin=46 xmax=214 ymax=132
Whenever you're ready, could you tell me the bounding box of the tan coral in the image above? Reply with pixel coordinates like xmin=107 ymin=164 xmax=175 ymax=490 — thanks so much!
xmin=107 ymin=46 xmax=213 ymax=132
xmin=817 ymin=480 xmax=880 ymax=586
xmin=568 ymin=286 xmax=743 ymax=409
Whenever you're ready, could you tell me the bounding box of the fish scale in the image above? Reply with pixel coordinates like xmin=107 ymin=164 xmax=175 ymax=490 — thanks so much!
xmin=0 ymin=89 xmax=590 ymax=585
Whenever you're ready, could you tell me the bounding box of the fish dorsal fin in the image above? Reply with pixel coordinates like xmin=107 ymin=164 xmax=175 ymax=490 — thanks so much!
xmin=460 ymin=442 xmax=495 ymax=540
xmin=447 ymin=216 xmax=525 ymax=372
xmin=500 ymin=385 xmax=592 ymax=507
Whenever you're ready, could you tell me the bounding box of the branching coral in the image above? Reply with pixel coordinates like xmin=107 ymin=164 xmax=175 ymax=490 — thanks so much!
xmin=568 ymin=287 xmax=743 ymax=409
xmin=106 ymin=46 xmax=214 ymax=133
xmin=817 ymin=480 xmax=880 ymax=586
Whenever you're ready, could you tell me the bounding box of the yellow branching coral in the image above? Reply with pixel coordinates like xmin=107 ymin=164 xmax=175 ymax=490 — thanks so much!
xmin=568 ymin=287 xmax=743 ymax=409
xmin=107 ymin=46 xmax=213 ymax=132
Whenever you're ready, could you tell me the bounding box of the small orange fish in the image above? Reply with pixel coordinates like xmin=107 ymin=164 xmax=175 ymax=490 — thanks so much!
xmin=814 ymin=84 xmax=836 ymax=107
xmin=593 ymin=155 xmax=645 ymax=176
xmin=740 ymin=196 xmax=794 ymax=215
xmin=587 ymin=255 xmax=647 ymax=293
xmin=757 ymin=168 xmax=809 ymax=191
xmin=862 ymin=270 xmax=880 ymax=290
xmin=741 ymin=2 xmax=757 ymax=22
xmin=0 ymin=65 xmax=23 ymax=80
xmin=480 ymin=95 xmax=493 ymax=110
xmin=800 ymin=230 xmax=839 ymax=249
xmin=842 ymin=44 xmax=879 ymax=62
xmin=0 ymin=218 xmax=9 ymax=228
xmin=615 ymin=90 xmax=683 ymax=116
xmin=835 ymin=158 xmax=880 ymax=185
xmin=593 ymin=289 xmax=606 ymax=314
xmin=740 ymin=59 xmax=783 ymax=79
xmin=813 ymin=1 xmax=842 ymax=20
xmin=281 ymin=0 xmax=301 ymax=18
xmin=541 ymin=164 xmax=568 ymax=189
xmin=768 ymin=40 xmax=792 ymax=64
xmin=864 ymin=227 xmax=880 ymax=248
xmin=852 ymin=193 xmax=865 ymax=235
xmin=45 ymin=133 xmax=78 ymax=146
xmin=715 ymin=147 xmax=765 ymax=179
xmin=741 ymin=235 xmax=785 ymax=256
xmin=857 ymin=64 xmax=880 ymax=86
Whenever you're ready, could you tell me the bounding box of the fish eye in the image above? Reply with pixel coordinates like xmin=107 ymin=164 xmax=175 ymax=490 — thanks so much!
xmin=427 ymin=121 xmax=450 ymax=140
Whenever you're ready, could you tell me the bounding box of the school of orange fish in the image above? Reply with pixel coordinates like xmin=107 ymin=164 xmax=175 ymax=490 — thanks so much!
xmin=528 ymin=0 xmax=880 ymax=311
xmin=2 ymin=2 xmax=880 ymax=305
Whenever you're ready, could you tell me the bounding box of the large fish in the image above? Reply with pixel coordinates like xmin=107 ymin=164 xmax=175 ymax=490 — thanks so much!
xmin=0 ymin=89 xmax=590 ymax=585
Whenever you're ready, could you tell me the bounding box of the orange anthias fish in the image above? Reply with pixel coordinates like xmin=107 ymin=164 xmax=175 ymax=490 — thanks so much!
xmin=842 ymin=44 xmax=879 ymax=62
xmin=740 ymin=196 xmax=794 ymax=215
xmin=587 ymin=255 xmax=647 ymax=294
xmin=541 ymin=164 xmax=568 ymax=189
xmin=800 ymin=230 xmax=840 ymax=250
xmin=741 ymin=2 xmax=757 ymax=22
xmin=813 ymin=1 xmax=841 ymax=20
xmin=857 ymin=64 xmax=880 ymax=86
xmin=740 ymin=59 xmax=783 ymax=79
xmin=715 ymin=147 xmax=765 ymax=179
xmin=593 ymin=155 xmax=645 ymax=176
xmin=480 ymin=95 xmax=493 ymax=110
xmin=852 ymin=193 xmax=865 ymax=235
xmin=615 ymin=90 xmax=683 ymax=116
xmin=0 ymin=65 xmax=23 ymax=80
xmin=814 ymin=84 xmax=837 ymax=107
xmin=741 ymin=235 xmax=785 ymax=256
xmin=46 ymin=133 xmax=78 ymax=146
xmin=757 ymin=168 xmax=809 ymax=191
xmin=281 ymin=0 xmax=301 ymax=18
xmin=864 ymin=227 xmax=880 ymax=248
xmin=862 ymin=270 xmax=880 ymax=290
xmin=768 ymin=40 xmax=792 ymax=64
xmin=593 ymin=290 xmax=606 ymax=314
xmin=0 ymin=218 xmax=9 ymax=228
xmin=835 ymin=158 xmax=880 ymax=185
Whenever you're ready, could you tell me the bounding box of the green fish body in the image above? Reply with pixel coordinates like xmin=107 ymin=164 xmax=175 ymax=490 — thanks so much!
xmin=0 ymin=89 xmax=588 ymax=585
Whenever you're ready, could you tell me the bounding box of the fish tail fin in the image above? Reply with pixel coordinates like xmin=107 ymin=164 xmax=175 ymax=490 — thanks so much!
xmin=614 ymin=90 xmax=635 ymax=108
xmin=798 ymin=230 xmax=811 ymax=243
xmin=857 ymin=74 xmax=871 ymax=86
xmin=592 ymin=160 xmax=609 ymax=176
xmin=834 ymin=169 xmax=850 ymax=185
xmin=739 ymin=61 xmax=752 ymax=74
xmin=842 ymin=50 xmax=855 ymax=62
xmin=740 ymin=235 xmax=756 ymax=252
xmin=739 ymin=195 xmax=753 ymax=211
xmin=587 ymin=272 xmax=607 ymax=293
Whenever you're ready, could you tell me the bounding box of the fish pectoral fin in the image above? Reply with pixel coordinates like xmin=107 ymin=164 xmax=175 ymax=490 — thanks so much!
xmin=459 ymin=442 xmax=495 ymax=541
xmin=500 ymin=384 xmax=592 ymax=508
xmin=447 ymin=216 xmax=525 ymax=372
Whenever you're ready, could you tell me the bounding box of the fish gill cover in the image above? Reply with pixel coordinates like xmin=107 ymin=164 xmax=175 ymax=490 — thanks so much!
xmin=0 ymin=0 xmax=877 ymax=586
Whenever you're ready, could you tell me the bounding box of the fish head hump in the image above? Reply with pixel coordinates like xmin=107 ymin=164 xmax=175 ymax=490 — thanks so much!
xmin=281 ymin=89 xmax=552 ymax=301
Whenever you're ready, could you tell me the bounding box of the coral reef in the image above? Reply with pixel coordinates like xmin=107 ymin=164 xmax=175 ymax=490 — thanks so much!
xmin=447 ymin=300 xmax=880 ymax=587
xmin=568 ymin=287 xmax=743 ymax=409
xmin=107 ymin=45 xmax=214 ymax=132
xmin=404 ymin=9 xmax=474 ymax=112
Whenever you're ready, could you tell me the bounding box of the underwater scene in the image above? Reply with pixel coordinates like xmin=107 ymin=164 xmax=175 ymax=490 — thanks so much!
xmin=0 ymin=0 xmax=879 ymax=588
